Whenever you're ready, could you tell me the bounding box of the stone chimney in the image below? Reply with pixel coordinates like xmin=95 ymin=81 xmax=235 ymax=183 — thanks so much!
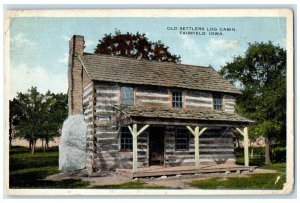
xmin=68 ymin=35 xmax=85 ymax=115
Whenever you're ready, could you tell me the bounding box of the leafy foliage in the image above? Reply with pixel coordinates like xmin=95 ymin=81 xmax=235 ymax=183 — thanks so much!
xmin=219 ymin=41 xmax=286 ymax=163
xmin=94 ymin=30 xmax=181 ymax=63
xmin=9 ymin=87 xmax=68 ymax=153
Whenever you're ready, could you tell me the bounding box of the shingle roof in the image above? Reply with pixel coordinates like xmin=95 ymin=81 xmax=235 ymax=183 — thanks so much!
xmin=115 ymin=106 xmax=253 ymax=124
xmin=80 ymin=54 xmax=241 ymax=94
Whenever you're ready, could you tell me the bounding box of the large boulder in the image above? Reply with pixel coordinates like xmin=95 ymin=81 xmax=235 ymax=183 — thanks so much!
xmin=59 ymin=115 xmax=87 ymax=172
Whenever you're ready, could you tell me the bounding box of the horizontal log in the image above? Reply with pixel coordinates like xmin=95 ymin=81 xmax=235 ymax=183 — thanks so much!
xmin=95 ymin=109 xmax=114 ymax=114
xmin=186 ymin=91 xmax=212 ymax=98
xmin=95 ymin=129 xmax=119 ymax=136
xmin=137 ymin=151 xmax=147 ymax=156
xmin=185 ymin=102 xmax=212 ymax=108
xmin=137 ymin=138 xmax=148 ymax=143
xmin=95 ymin=125 xmax=118 ymax=131
xmin=136 ymin=95 xmax=169 ymax=101
xmin=97 ymin=143 xmax=119 ymax=151
xmin=138 ymin=99 xmax=169 ymax=104
xmin=97 ymin=150 xmax=119 ymax=158
xmin=95 ymin=88 xmax=118 ymax=94
xmin=94 ymin=112 xmax=115 ymax=117
xmin=136 ymin=91 xmax=169 ymax=97
xmin=95 ymin=92 xmax=117 ymax=98
xmin=96 ymin=94 xmax=118 ymax=99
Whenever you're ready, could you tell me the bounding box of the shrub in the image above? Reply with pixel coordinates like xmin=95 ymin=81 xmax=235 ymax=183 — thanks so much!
xmin=271 ymin=146 xmax=286 ymax=162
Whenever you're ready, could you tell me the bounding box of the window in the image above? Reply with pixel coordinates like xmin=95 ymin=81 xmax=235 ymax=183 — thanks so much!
xmin=172 ymin=91 xmax=183 ymax=108
xmin=213 ymin=95 xmax=223 ymax=110
xmin=121 ymin=87 xmax=134 ymax=105
xmin=175 ymin=127 xmax=189 ymax=150
xmin=120 ymin=127 xmax=132 ymax=151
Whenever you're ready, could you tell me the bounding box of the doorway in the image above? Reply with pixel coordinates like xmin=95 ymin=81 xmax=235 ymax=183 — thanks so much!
xmin=149 ymin=126 xmax=165 ymax=166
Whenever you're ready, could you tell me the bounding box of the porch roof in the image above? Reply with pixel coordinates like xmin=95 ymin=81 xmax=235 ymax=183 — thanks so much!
xmin=114 ymin=106 xmax=254 ymax=127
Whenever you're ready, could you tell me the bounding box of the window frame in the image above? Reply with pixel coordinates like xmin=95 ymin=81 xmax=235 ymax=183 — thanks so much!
xmin=213 ymin=94 xmax=223 ymax=111
xmin=120 ymin=127 xmax=133 ymax=152
xmin=172 ymin=91 xmax=183 ymax=108
xmin=120 ymin=86 xmax=134 ymax=105
xmin=175 ymin=127 xmax=190 ymax=151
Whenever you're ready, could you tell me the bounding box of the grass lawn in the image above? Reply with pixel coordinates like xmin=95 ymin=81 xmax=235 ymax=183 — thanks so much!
xmin=9 ymin=146 xmax=89 ymax=189
xmin=190 ymin=173 xmax=285 ymax=189
xmin=190 ymin=149 xmax=286 ymax=190
xmin=9 ymin=146 xmax=286 ymax=190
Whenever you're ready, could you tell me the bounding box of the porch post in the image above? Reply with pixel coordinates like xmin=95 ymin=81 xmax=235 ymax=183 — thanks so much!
xmin=244 ymin=127 xmax=249 ymax=167
xmin=128 ymin=124 xmax=149 ymax=173
xmin=194 ymin=127 xmax=200 ymax=168
xmin=236 ymin=126 xmax=249 ymax=167
xmin=187 ymin=126 xmax=207 ymax=168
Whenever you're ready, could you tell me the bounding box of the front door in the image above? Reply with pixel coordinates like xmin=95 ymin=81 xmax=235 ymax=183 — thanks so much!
xmin=149 ymin=126 xmax=165 ymax=166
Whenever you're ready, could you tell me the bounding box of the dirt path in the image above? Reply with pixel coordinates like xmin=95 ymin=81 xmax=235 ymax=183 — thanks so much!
xmin=46 ymin=168 xmax=277 ymax=189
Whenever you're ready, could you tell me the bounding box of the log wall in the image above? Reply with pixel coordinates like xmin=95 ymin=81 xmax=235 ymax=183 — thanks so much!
xmin=165 ymin=126 xmax=235 ymax=166
xmin=135 ymin=87 xmax=236 ymax=112
xmin=82 ymin=82 xmax=95 ymax=172
xmin=135 ymin=87 xmax=169 ymax=107
xmin=185 ymin=91 xmax=213 ymax=109
xmin=223 ymin=95 xmax=236 ymax=113
xmin=90 ymin=83 xmax=150 ymax=172
xmin=84 ymin=82 xmax=237 ymax=172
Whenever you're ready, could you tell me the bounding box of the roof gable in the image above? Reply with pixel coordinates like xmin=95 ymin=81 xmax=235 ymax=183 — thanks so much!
xmin=80 ymin=54 xmax=241 ymax=94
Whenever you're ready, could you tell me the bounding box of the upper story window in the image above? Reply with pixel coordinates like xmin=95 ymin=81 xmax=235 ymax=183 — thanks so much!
xmin=175 ymin=127 xmax=189 ymax=151
xmin=172 ymin=91 xmax=183 ymax=108
xmin=121 ymin=87 xmax=134 ymax=105
xmin=213 ymin=94 xmax=223 ymax=110
xmin=120 ymin=127 xmax=132 ymax=151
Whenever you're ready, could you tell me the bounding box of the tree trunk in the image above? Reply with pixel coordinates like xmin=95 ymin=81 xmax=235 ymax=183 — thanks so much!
xmin=29 ymin=140 xmax=32 ymax=150
xmin=9 ymin=137 xmax=12 ymax=149
xmin=9 ymin=127 xmax=12 ymax=149
xmin=264 ymin=135 xmax=272 ymax=165
xmin=31 ymin=140 xmax=36 ymax=154
xmin=46 ymin=139 xmax=49 ymax=150
xmin=42 ymin=139 xmax=46 ymax=152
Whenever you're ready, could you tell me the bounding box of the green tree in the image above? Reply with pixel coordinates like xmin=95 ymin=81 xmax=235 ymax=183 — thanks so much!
xmin=10 ymin=87 xmax=68 ymax=153
xmin=94 ymin=30 xmax=181 ymax=63
xmin=219 ymin=41 xmax=286 ymax=164
xmin=15 ymin=87 xmax=44 ymax=154
xmin=40 ymin=91 xmax=67 ymax=151
xmin=9 ymin=98 xmax=24 ymax=149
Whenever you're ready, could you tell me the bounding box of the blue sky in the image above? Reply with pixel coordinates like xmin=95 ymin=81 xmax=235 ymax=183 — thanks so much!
xmin=9 ymin=17 xmax=286 ymax=99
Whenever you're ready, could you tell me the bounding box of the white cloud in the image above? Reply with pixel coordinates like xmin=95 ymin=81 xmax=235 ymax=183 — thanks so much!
xmin=178 ymin=35 xmax=241 ymax=69
xmin=9 ymin=64 xmax=67 ymax=100
xmin=179 ymin=35 xmax=199 ymax=53
xmin=62 ymin=35 xmax=70 ymax=42
xmin=11 ymin=33 xmax=36 ymax=49
xmin=58 ymin=52 xmax=69 ymax=64
xmin=85 ymin=39 xmax=97 ymax=48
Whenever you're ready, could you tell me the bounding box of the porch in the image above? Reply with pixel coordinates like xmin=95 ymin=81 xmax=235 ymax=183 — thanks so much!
xmin=109 ymin=106 xmax=254 ymax=175
xmin=117 ymin=164 xmax=257 ymax=178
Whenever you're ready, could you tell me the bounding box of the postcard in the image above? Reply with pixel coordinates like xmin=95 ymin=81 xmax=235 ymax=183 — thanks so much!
xmin=4 ymin=9 xmax=294 ymax=196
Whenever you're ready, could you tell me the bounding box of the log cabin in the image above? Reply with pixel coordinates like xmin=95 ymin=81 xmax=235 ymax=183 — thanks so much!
xmin=68 ymin=35 xmax=253 ymax=174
